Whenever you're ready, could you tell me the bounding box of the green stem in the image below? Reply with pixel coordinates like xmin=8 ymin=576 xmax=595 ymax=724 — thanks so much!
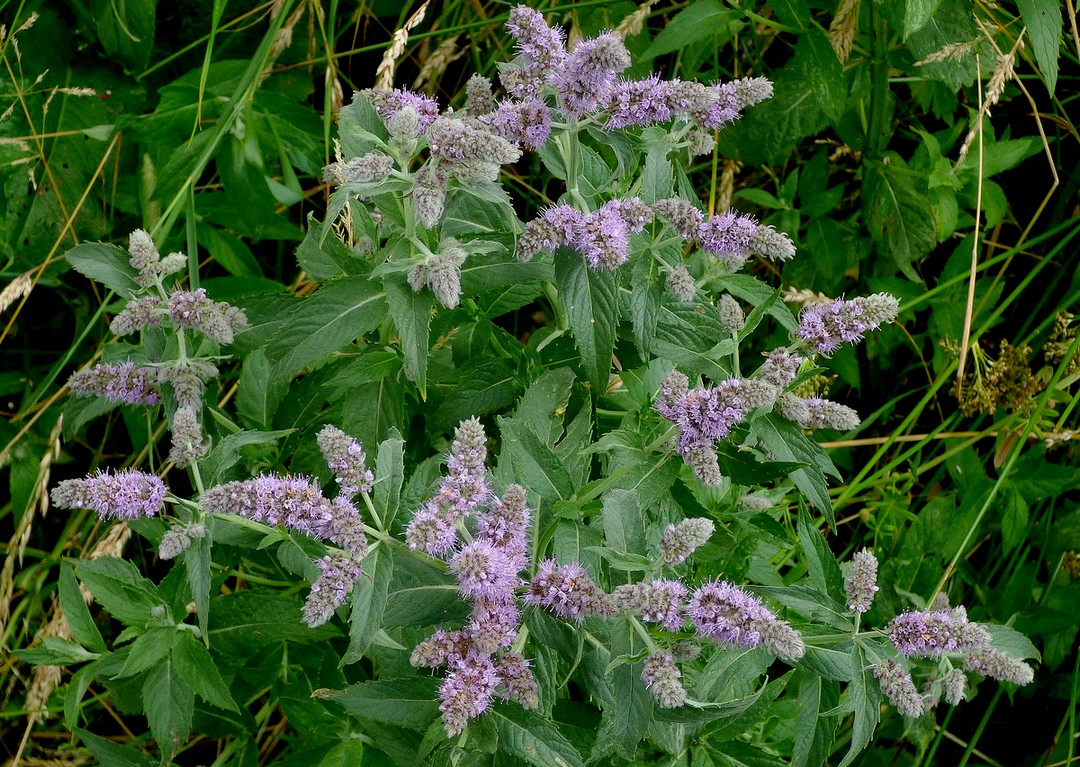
xmin=864 ymin=3 xmax=889 ymax=163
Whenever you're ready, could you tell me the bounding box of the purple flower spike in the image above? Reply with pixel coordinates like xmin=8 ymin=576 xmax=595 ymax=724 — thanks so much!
xmin=303 ymin=553 xmax=362 ymax=628
xmin=360 ymin=87 xmax=439 ymax=134
xmin=199 ymin=475 xmax=333 ymax=539
xmin=450 ymin=540 xmax=521 ymax=602
xmin=553 ymin=32 xmax=631 ymax=117
xmin=613 ymin=579 xmax=688 ymax=631
xmin=525 ymin=559 xmax=614 ymax=622
xmin=642 ymin=651 xmax=687 ymax=708
xmin=504 ymin=7 xmax=567 ymax=99
xmin=688 ymin=580 xmax=804 ymax=661
xmin=874 ymin=659 xmax=924 ymax=717
xmin=845 ymin=549 xmax=879 ymax=613
xmin=406 ymin=503 xmax=458 ymax=556
xmin=496 ymin=652 xmax=539 ymax=709
xmin=439 ymin=652 xmax=500 ymax=736
xmin=605 ymin=75 xmax=674 ymax=129
xmin=887 ymin=609 xmax=990 ymax=657
xmin=796 ymin=294 xmax=900 ymax=356
xmin=317 ymin=425 xmax=374 ymax=499
xmin=68 ymin=361 xmax=161 ymax=406
xmin=468 ymin=597 xmax=521 ymax=653
xmin=52 ymin=468 xmax=167 ymax=520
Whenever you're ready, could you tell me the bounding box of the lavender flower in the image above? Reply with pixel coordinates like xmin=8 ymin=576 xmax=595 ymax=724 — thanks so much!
xmin=322 ymin=153 xmax=394 ymax=185
xmin=475 ymin=484 xmax=531 ymax=569
xmin=515 ymin=217 xmax=560 ymax=262
xmin=413 ymin=163 xmax=448 ymax=228
xmin=439 ymin=417 xmax=490 ymax=518
xmin=161 ymin=360 xmax=218 ymax=412
xmin=110 ymin=296 xmax=164 ymax=336
xmin=411 ymin=629 xmax=471 ymax=668
xmin=659 ymin=518 xmax=716 ymax=565
xmin=685 ymin=446 xmax=723 ymax=486
xmin=158 ymin=525 xmax=190 ymax=560
xmin=168 ymin=288 xmax=248 ymax=344
xmin=168 ymin=405 xmax=207 ymax=468
xmin=468 ymin=597 xmax=521 ymax=653
xmin=737 ymin=378 xmax=780 ymax=409
xmin=540 ymin=201 xmax=634 ymax=270
xmin=553 ymin=32 xmax=631 ymax=117
xmin=759 ymin=348 xmax=803 ymax=388
xmin=199 ymin=475 xmax=333 ymax=539
xmin=68 ymin=361 xmax=160 ymax=406
xmin=605 ymin=75 xmax=674 ymax=129
xmin=654 ymin=374 xmax=746 ymax=455
xmin=943 ymin=668 xmax=967 ymax=705
xmin=327 ymin=497 xmax=369 ymax=559
xmin=525 ymin=559 xmax=614 ymax=622
xmin=642 ymin=652 xmax=687 ymax=709
xmin=406 ymin=503 xmax=458 ymax=555
xmin=504 ymin=6 xmax=567 ymax=99
xmin=750 ymin=225 xmax=797 ymax=261
xmin=887 ymin=609 xmax=991 ymax=657
xmin=724 ymin=76 xmax=774 ymax=109
xmin=845 ymin=549 xmax=879 ymax=613
xmin=796 ymin=294 xmax=900 ymax=355
xmin=697 ymin=210 xmax=761 ymax=270
xmin=408 ymin=239 xmax=468 ymax=309
xmin=800 ymin=396 xmax=863 ymax=431
xmin=439 ymin=652 xmax=499 ymax=736
xmin=317 ymin=425 xmax=374 ymax=498
xmin=479 ymin=99 xmax=552 ymax=149
xmin=688 ymin=580 xmax=805 ymax=661
xmin=52 ymin=468 xmax=167 ymax=520
xmin=495 ymin=652 xmax=539 ymax=709
xmin=360 ymin=87 xmax=439 ymax=135
xmin=428 ymin=117 xmax=522 ymax=167
xmin=127 ymin=229 xmax=159 ymax=273
xmin=717 ymin=294 xmax=745 ymax=334
xmin=612 ymin=579 xmax=687 ymax=630
xmin=303 ymin=553 xmax=362 ymax=628
xmin=450 ymin=540 xmax=521 ymax=602
xmin=873 ymin=659 xmax=924 ymax=717
xmin=464 ymin=74 xmax=497 ymax=115
xmin=652 ymin=198 xmax=704 ymax=241
xmin=963 ymin=647 xmax=1034 ymax=685
xmin=666 ymin=265 xmax=696 ymax=301
xmin=386 ymin=106 xmax=421 ymax=144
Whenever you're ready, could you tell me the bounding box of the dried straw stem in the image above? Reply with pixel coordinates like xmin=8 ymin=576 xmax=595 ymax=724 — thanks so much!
xmin=375 ymin=1 xmax=430 ymax=90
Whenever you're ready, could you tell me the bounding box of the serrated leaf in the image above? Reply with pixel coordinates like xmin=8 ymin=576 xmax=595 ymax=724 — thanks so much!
xmin=115 ymin=627 xmax=175 ymax=678
xmin=267 ymin=276 xmax=388 ymax=380
xmin=343 ymin=546 xmax=392 ymax=664
xmin=591 ymin=618 xmax=653 ymax=761
xmin=331 ymin=678 xmax=440 ymax=730
xmin=236 ymin=349 xmax=287 ymax=429
xmin=200 ymin=429 xmax=292 ymax=486
xmin=207 ymin=591 xmax=338 ymax=657
xmin=838 ymin=643 xmax=880 ymax=767
xmin=903 ymin=0 xmax=946 ymax=38
xmin=797 ymin=503 xmax=845 ymax=603
xmin=172 ymin=632 xmax=239 ymax=712
xmin=76 ymin=728 xmax=155 ymax=767
xmin=640 ymin=0 xmax=741 ymax=60
xmin=513 ymin=368 xmax=575 ymax=447
xmin=631 ymin=253 xmax=663 ymax=358
xmin=60 ymin=561 xmax=106 ymax=653
xmin=865 ymin=155 xmax=936 ymax=282
xmin=601 ymin=489 xmax=645 ymax=565
xmin=142 ymin=651 xmax=194 ymax=761
xmin=385 ymin=273 xmax=433 ymax=397
xmin=498 ymin=415 xmax=575 ymax=501
xmin=750 ymin=415 xmax=838 ymax=524
xmin=555 ymin=248 xmax=617 ymax=395
xmin=182 ymin=531 xmax=212 ymax=637
xmin=74 ymin=557 xmax=163 ymax=628
xmin=66 ymin=242 xmax=141 ymax=296
xmin=493 ymin=706 xmax=586 ymax=767
xmin=1016 ymin=0 xmax=1061 ymax=94
xmin=297 ymin=214 xmax=359 ymax=281
xmin=373 ymin=430 xmax=405 ymax=530
xmin=17 ymin=636 xmax=101 ymax=666
xmin=797 ymin=30 xmax=847 ymax=122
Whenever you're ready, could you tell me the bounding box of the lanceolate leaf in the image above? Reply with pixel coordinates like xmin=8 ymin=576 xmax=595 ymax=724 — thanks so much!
xmin=494 ymin=706 xmax=587 ymax=767
xmin=838 ymin=643 xmax=881 ymax=767
xmin=331 ymin=678 xmax=440 ymax=730
xmin=750 ymin=414 xmax=839 ymax=524
xmin=555 ymin=248 xmax=618 ymax=395
xmin=342 ymin=546 xmax=392 ymax=664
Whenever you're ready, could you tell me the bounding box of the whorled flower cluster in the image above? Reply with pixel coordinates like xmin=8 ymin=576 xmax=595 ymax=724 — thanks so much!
xmin=688 ymin=580 xmax=805 ymax=661
xmin=845 ymin=549 xmax=879 ymax=613
xmin=51 ymin=468 xmax=167 ymax=520
xmin=886 ymin=607 xmax=992 ymax=658
xmin=68 ymin=361 xmax=161 ymax=406
xmin=796 ymin=294 xmax=900 ymax=356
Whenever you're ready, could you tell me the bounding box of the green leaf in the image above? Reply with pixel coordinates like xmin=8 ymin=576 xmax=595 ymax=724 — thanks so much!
xmin=66 ymin=242 xmax=141 ymax=296
xmin=115 ymin=627 xmax=175 ymax=678
xmin=797 ymin=30 xmax=847 ymax=122
xmin=1016 ymin=0 xmax=1061 ymax=94
xmin=297 ymin=214 xmax=358 ymax=281
xmin=207 ymin=591 xmax=338 ymax=657
xmin=601 ymin=489 xmax=646 ymax=565
xmin=200 ymin=429 xmax=292 ymax=486
xmin=384 ymin=273 xmax=433 ymax=397
xmin=590 ymin=617 xmax=653 ymax=761
xmin=1001 ymin=487 xmax=1029 ymax=554
xmin=172 ymin=632 xmax=239 ymax=712
xmin=493 ymin=706 xmax=587 ymax=767
xmin=17 ymin=636 xmax=101 ymax=666
xmin=381 ymin=556 xmax=467 ymax=628
xmin=790 ymin=669 xmax=838 ymax=767
xmin=76 ymin=728 xmax=155 ymax=767
xmin=865 ymin=155 xmax=936 ymax=282
xmin=92 ymin=0 xmax=156 ymax=71
xmin=336 ymin=93 xmax=389 ymax=160
xmin=750 ymin=415 xmax=839 ymax=524
xmin=584 ymin=546 xmax=653 ymax=572
xmin=200 ymin=226 xmax=262 ymax=278
xmin=701 ymin=677 xmax=787 ymax=741
xmin=555 ymin=248 xmax=617 ymax=395
xmin=182 ymin=530 xmax=212 ymax=637
xmin=60 ymin=561 xmax=106 ymax=653
xmin=236 ymin=348 xmax=287 ymax=429
xmin=74 ymin=557 xmax=163 ymax=627
xmin=640 ymin=0 xmax=742 ymax=60
xmin=797 ymin=503 xmax=845 ymax=603
xmin=630 ymin=252 xmax=663 ymax=358
xmin=640 ymin=147 xmax=674 ymax=203
xmin=497 ymin=415 xmax=576 ymax=501
xmin=65 ymin=663 xmax=99 ymax=730
xmin=331 ymin=678 xmax=440 ymax=730
xmin=512 ymin=368 xmax=575 ymax=447
xmin=838 ymin=643 xmax=881 ymax=767
xmin=142 ymin=650 xmax=194 ymax=761
xmin=903 ymin=0 xmax=946 ymax=38
xmin=373 ymin=430 xmax=406 ymax=531
xmin=267 ymin=276 xmax=388 ymax=380
xmin=342 ymin=547 xmax=392 ymax=664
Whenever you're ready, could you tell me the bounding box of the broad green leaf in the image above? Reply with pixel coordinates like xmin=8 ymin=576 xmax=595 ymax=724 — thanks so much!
xmin=696 ymin=646 xmax=771 ymax=700
xmin=584 ymin=546 xmax=653 ymax=572
xmin=493 ymin=706 xmax=586 ymax=767
xmin=17 ymin=636 xmax=101 ymax=666
xmin=903 ymin=0 xmax=946 ymax=38
xmin=838 ymin=643 xmax=881 ymax=767
xmin=385 ymin=273 xmax=433 ymax=397
xmin=984 ymin=623 xmax=1041 ymax=661
xmin=236 ymin=349 xmax=287 ymax=429
xmin=115 ymin=627 xmax=175 ymax=678
xmin=640 ymin=0 xmax=742 ymax=60
xmin=1016 ymin=0 xmax=1061 ymax=94
xmin=65 ymin=664 xmax=98 ymax=730
xmin=331 ymin=678 xmax=440 ymax=730
xmin=297 ymin=214 xmax=357 ymax=281
xmin=513 ymin=368 xmax=576 ymax=447
xmin=142 ymin=651 xmax=194 ymax=761
xmin=182 ymin=532 xmax=212 ymax=637
xmin=267 ymin=276 xmax=388 ymax=380
xmin=341 ymin=367 xmax=406 ymax=456
xmin=92 ymin=0 xmax=157 ymax=71
xmin=750 ymin=414 xmax=838 ymax=524
xmin=200 ymin=226 xmax=262 ymax=278
xmin=342 ymin=546 xmax=392 ymax=664
xmin=790 ymin=669 xmax=838 ymax=767
xmin=590 ymin=618 xmax=652 ymax=761
xmin=200 ymin=429 xmax=292 ymax=486
xmin=797 ymin=30 xmax=847 ymax=122
xmin=60 ymin=561 xmax=106 ymax=653
xmin=654 ymin=678 xmax=771 ymax=726
xmin=631 ymin=252 xmax=664 ymax=358
xmin=207 ymin=591 xmax=338 ymax=657
xmin=701 ymin=677 xmax=787 ymax=742
xmin=74 ymin=557 xmax=163 ymax=628
xmin=76 ymin=728 xmax=155 ymax=767
xmin=640 ymin=147 xmax=674 ymax=203
xmin=373 ymin=430 xmax=406 ymax=530
xmin=906 ymin=0 xmax=980 ymax=89
xmin=555 ymin=248 xmax=617 ymax=395
xmin=1001 ymin=487 xmax=1029 ymax=554
xmin=601 ymin=490 xmax=645 ymax=565
xmin=754 ymin=585 xmax=851 ymax=631
xmin=316 ymin=738 xmax=364 ymax=767
xmin=336 ymin=93 xmax=389 ymax=160
xmin=498 ymin=415 xmax=576 ymax=501
xmin=66 ymin=242 xmax=140 ymax=296
xmin=381 ymin=556 xmax=467 ymax=627
xmin=797 ymin=503 xmax=845 ymax=603
xmin=554 ymin=404 xmax=594 ymax=488
xmin=865 ymin=155 xmax=936 ymax=282
xmin=172 ymin=632 xmax=240 ymax=712
xmin=708 ymin=741 xmax=789 ymax=767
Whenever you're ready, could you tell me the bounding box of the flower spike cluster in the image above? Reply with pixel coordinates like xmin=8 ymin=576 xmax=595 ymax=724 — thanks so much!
xmin=52 ymin=469 xmax=167 ymax=520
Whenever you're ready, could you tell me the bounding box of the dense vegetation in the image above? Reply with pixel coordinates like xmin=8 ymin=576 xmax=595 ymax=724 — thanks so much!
xmin=1 ymin=1 xmax=1077 ymax=766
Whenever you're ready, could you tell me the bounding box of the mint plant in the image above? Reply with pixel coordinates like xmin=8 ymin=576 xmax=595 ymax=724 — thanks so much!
xmin=19 ymin=5 xmax=1043 ymax=767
